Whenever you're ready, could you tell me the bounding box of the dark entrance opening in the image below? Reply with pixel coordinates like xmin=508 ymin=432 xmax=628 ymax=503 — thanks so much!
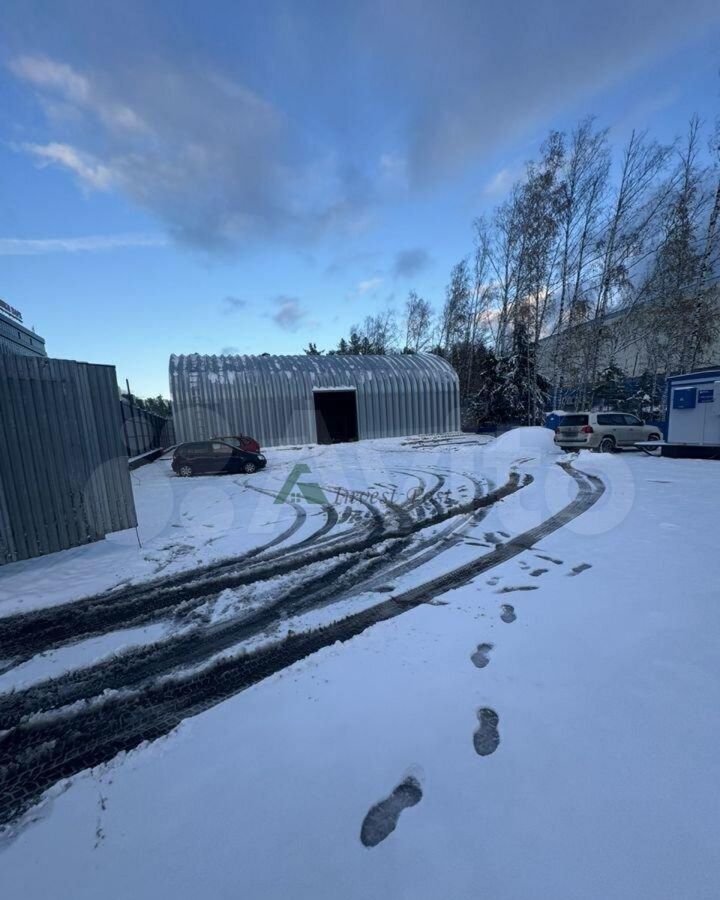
xmin=313 ymin=390 xmax=359 ymax=444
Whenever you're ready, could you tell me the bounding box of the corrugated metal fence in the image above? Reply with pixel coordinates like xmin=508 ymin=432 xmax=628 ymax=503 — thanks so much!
xmin=0 ymin=355 xmax=138 ymax=565
xmin=119 ymin=400 xmax=175 ymax=458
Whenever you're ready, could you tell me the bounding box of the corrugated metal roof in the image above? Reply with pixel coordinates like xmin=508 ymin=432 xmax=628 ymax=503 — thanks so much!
xmin=169 ymin=352 xmax=460 ymax=446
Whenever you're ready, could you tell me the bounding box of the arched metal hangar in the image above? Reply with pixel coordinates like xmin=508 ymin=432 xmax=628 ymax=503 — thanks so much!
xmin=169 ymin=352 xmax=461 ymax=447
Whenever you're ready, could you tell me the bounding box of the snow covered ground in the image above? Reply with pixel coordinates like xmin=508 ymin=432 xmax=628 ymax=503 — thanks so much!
xmin=1 ymin=430 xmax=719 ymax=899
xmin=0 ymin=434 xmax=500 ymax=617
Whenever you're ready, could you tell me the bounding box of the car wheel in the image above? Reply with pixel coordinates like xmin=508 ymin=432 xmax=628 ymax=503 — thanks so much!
xmin=178 ymin=464 xmax=194 ymax=477
xmin=243 ymin=462 xmax=257 ymax=474
xmin=648 ymin=432 xmax=661 ymax=442
xmin=599 ymin=436 xmax=616 ymax=454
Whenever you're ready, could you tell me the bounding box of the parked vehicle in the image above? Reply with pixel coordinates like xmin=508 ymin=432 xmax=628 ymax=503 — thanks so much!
xmin=554 ymin=412 xmax=662 ymax=452
xmin=213 ymin=434 xmax=261 ymax=453
xmin=172 ymin=440 xmax=266 ymax=476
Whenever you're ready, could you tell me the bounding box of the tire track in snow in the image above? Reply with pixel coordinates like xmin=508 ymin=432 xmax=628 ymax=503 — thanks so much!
xmin=0 ymin=474 xmax=518 ymax=728
xmin=0 ymin=463 xmax=601 ymax=829
xmin=0 ymin=470 xmax=426 ymax=665
xmin=0 ymin=468 xmax=496 ymax=666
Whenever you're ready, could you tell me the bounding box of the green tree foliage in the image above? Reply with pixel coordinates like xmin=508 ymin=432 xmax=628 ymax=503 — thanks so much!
xmin=123 ymin=394 xmax=173 ymax=418
xmin=593 ymin=364 xmax=628 ymax=409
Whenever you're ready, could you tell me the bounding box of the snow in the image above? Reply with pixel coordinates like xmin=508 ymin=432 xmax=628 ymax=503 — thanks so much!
xmin=490 ymin=424 xmax=560 ymax=455
xmin=0 ymin=434 xmax=498 ymax=618
xmin=128 ymin=448 xmax=163 ymax=465
xmin=1 ymin=432 xmax=720 ymax=899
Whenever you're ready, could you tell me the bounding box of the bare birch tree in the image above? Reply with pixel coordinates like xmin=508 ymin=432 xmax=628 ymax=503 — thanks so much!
xmin=402 ymin=291 xmax=434 ymax=353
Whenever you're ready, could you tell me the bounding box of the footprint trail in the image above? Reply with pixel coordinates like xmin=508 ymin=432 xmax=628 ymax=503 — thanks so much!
xmin=360 ymin=777 xmax=423 ymax=847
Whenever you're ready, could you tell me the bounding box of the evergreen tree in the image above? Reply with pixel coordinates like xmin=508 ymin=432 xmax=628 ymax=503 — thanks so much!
xmin=469 ymin=350 xmax=514 ymax=425
xmin=594 ymin=364 xmax=628 ymax=409
xmin=128 ymin=394 xmax=173 ymax=418
xmin=502 ymin=319 xmax=550 ymax=424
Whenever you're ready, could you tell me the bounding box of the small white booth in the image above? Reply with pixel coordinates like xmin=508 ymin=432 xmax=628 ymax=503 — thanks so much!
xmin=663 ymin=368 xmax=720 ymax=458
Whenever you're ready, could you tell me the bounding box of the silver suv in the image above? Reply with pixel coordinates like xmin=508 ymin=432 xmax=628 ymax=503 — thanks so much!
xmin=554 ymin=412 xmax=662 ymax=452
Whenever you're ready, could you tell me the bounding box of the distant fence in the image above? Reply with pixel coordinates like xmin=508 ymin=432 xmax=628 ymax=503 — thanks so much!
xmin=119 ymin=400 xmax=175 ymax=458
xmin=0 ymin=355 xmax=138 ymax=565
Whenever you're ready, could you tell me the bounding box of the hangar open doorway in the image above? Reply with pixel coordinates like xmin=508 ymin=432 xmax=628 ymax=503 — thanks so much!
xmin=313 ymin=389 xmax=359 ymax=444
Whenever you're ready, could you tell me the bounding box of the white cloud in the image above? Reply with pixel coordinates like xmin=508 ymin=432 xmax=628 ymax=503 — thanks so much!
xmin=362 ymin=0 xmax=720 ymax=182
xmin=0 ymin=233 xmax=166 ymax=256
xmin=7 ymin=2 xmax=719 ymax=254
xmin=22 ymin=142 xmax=114 ymax=190
xmin=10 ymin=55 xmax=89 ymax=103
xmin=482 ymin=166 xmax=523 ymax=198
xmin=357 ymin=277 xmax=383 ymax=294
xmin=10 ymin=55 xmax=146 ymax=133
xmin=9 ymin=55 xmax=370 ymax=252
xmin=379 ymin=153 xmax=408 ymax=187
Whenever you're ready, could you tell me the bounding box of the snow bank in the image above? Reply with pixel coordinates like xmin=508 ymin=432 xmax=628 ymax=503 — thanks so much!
xmin=490 ymin=426 xmax=561 ymax=456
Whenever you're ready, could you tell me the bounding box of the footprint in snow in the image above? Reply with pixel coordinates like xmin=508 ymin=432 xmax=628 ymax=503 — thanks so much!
xmin=500 ymin=604 xmax=516 ymax=623
xmin=474 ymin=708 xmax=500 ymax=756
xmin=497 ymin=585 xmax=538 ymax=594
xmin=535 ymin=553 xmax=563 ymax=565
xmin=568 ymin=563 xmax=592 ymax=576
xmin=360 ymin=777 xmax=423 ymax=847
xmin=530 ymin=568 xmax=548 ymax=577
xmin=471 ymin=643 xmax=493 ymax=668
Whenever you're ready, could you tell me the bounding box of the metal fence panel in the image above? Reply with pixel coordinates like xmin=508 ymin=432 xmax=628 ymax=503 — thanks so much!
xmin=0 ymin=355 xmax=138 ymax=565
xmin=119 ymin=401 xmax=175 ymax=458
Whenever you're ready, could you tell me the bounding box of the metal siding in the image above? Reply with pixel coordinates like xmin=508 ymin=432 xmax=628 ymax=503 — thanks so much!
xmin=0 ymin=356 xmax=137 ymax=565
xmin=169 ymin=352 xmax=460 ymax=447
xmin=119 ymin=400 xmax=174 ymax=457
xmin=0 ymin=355 xmax=36 ymax=558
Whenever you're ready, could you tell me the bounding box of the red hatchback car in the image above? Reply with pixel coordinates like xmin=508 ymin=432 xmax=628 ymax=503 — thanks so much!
xmin=213 ymin=434 xmax=261 ymax=453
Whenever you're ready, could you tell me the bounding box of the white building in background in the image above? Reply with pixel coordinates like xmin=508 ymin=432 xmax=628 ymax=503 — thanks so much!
xmin=538 ymin=296 xmax=720 ymax=384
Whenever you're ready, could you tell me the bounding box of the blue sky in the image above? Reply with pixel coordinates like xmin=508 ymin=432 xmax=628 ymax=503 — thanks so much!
xmin=2 ymin=0 xmax=719 ymax=397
